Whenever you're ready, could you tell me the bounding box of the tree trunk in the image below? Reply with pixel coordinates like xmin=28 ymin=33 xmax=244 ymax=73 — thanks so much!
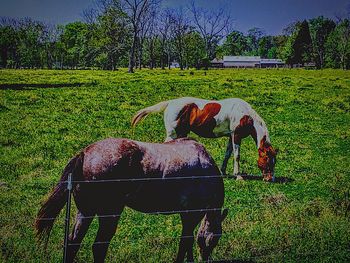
xmin=128 ymin=30 xmax=137 ymax=73
xmin=1 ymin=48 xmax=8 ymax=68
xmin=136 ymin=37 xmax=141 ymax=70
xmin=160 ymin=53 xmax=164 ymax=69
xmin=138 ymin=39 xmax=143 ymax=70
xmin=61 ymin=53 xmax=63 ymax=70
xmin=167 ymin=50 xmax=171 ymax=69
xmin=150 ymin=39 xmax=154 ymax=69
xmin=161 ymin=40 xmax=165 ymax=70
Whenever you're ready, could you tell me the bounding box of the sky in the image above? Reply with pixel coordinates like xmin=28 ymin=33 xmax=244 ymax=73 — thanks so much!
xmin=0 ymin=0 xmax=349 ymax=35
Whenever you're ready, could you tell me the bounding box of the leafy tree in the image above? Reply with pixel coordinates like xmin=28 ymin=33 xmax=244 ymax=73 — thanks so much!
xmin=17 ymin=18 xmax=46 ymax=68
xmin=282 ymin=35 xmax=295 ymax=66
xmin=95 ymin=4 xmax=131 ymax=70
xmin=1 ymin=10 xmax=348 ymax=70
xmin=272 ymin=35 xmax=289 ymax=59
xmin=309 ymin=16 xmax=336 ymax=68
xmin=183 ymin=31 xmax=205 ymax=69
xmin=246 ymin=27 xmax=265 ymax=55
xmin=326 ymin=19 xmax=350 ymax=69
xmin=221 ymin=30 xmax=248 ymax=56
xmin=0 ymin=18 xmax=19 ymax=68
xmin=283 ymin=20 xmax=313 ymax=66
xmin=60 ymin=22 xmax=88 ymax=68
xmin=294 ymin=20 xmax=313 ymax=65
xmin=258 ymin=36 xmax=274 ymax=58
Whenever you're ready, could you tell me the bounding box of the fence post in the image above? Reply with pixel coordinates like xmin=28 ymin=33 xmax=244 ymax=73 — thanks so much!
xmin=63 ymin=173 xmax=72 ymax=263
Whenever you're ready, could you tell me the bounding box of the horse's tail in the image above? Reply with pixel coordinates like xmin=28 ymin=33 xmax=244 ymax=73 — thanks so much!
xmin=34 ymin=152 xmax=84 ymax=246
xmin=131 ymin=100 xmax=169 ymax=127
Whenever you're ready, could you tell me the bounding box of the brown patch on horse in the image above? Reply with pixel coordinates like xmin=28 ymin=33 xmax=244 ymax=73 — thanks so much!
xmin=175 ymin=103 xmax=221 ymax=138
xmin=233 ymin=115 xmax=257 ymax=144
xmin=189 ymin=103 xmax=221 ymax=127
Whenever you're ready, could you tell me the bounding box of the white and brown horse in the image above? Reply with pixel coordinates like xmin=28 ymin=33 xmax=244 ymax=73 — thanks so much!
xmin=132 ymin=97 xmax=278 ymax=181
xmin=35 ymin=138 xmax=227 ymax=262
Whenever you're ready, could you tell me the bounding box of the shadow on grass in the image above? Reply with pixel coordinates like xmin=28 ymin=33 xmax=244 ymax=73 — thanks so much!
xmin=211 ymin=260 xmax=255 ymax=263
xmin=0 ymin=82 xmax=94 ymax=90
xmin=225 ymin=174 xmax=294 ymax=184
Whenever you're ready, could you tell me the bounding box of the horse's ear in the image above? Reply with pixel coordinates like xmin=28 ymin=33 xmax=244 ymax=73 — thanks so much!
xmin=221 ymin=208 xmax=228 ymax=221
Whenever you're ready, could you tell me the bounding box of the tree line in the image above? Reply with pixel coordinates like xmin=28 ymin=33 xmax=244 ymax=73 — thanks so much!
xmin=1 ymin=0 xmax=349 ymax=71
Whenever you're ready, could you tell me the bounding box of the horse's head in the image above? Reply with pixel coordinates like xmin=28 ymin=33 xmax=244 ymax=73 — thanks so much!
xmin=197 ymin=208 xmax=228 ymax=261
xmin=258 ymin=135 xmax=278 ymax=182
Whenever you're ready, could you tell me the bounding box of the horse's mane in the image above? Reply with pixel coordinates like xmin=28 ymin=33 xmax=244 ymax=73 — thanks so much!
xmin=247 ymin=107 xmax=270 ymax=142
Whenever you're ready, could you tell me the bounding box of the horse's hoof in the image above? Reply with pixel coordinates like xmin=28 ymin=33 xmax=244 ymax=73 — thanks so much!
xmin=236 ymin=175 xmax=244 ymax=180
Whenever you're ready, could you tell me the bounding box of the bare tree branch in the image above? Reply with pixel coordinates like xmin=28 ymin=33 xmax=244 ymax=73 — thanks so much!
xmin=189 ymin=0 xmax=231 ymax=59
xmin=120 ymin=0 xmax=161 ymax=72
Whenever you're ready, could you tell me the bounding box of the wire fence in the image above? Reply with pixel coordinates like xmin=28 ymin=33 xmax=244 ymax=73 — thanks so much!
xmin=59 ymin=174 xmax=227 ymax=184
xmin=17 ymin=172 xmax=294 ymax=188
xmin=1 ymin=173 xmax=349 ymax=263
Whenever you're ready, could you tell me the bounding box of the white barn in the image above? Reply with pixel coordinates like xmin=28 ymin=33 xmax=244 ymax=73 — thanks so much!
xmin=212 ymin=56 xmax=285 ymax=68
xmin=170 ymin=61 xmax=180 ymax=68
xmin=223 ymin=56 xmax=261 ymax=68
xmin=260 ymin=58 xmax=285 ymax=68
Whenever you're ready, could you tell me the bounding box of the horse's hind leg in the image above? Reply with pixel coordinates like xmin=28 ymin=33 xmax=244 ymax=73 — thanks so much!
xmin=164 ymin=123 xmax=181 ymax=142
xmin=221 ymin=136 xmax=233 ymax=175
xmin=67 ymin=211 xmax=94 ymax=262
xmin=92 ymin=208 xmax=123 ymax=263
xmin=176 ymin=212 xmax=204 ymax=263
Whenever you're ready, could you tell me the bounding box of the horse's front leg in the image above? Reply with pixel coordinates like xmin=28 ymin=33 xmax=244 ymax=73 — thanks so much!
xmin=175 ymin=212 xmax=203 ymax=263
xmin=165 ymin=123 xmax=179 ymax=142
xmin=92 ymin=208 xmax=123 ymax=263
xmin=176 ymin=235 xmax=195 ymax=263
xmin=233 ymin=143 xmax=243 ymax=179
xmin=164 ymin=113 xmax=182 ymax=142
xmin=221 ymin=136 xmax=233 ymax=175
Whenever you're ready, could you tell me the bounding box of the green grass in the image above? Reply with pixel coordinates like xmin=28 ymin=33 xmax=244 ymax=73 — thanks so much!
xmin=0 ymin=68 xmax=350 ymax=262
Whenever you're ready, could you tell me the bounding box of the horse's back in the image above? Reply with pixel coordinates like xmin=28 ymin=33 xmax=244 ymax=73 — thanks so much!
xmin=165 ymin=97 xmax=254 ymax=122
xmin=82 ymin=138 xmax=143 ymax=180
xmin=129 ymin=138 xmax=224 ymax=213
xmin=78 ymin=138 xmax=224 ymax=213
xmin=138 ymin=138 xmax=219 ymax=176
xmin=81 ymin=137 xmax=220 ymax=180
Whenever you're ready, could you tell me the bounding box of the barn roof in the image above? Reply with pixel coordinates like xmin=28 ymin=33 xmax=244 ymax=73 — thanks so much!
xmin=260 ymin=59 xmax=284 ymax=64
xmin=223 ymin=56 xmax=261 ymax=62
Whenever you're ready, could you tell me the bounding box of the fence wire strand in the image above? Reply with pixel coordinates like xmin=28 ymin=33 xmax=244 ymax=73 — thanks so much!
xmin=2 ymin=172 xmax=348 ymax=263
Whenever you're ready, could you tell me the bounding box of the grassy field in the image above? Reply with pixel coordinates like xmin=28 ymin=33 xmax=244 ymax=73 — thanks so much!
xmin=0 ymin=68 xmax=349 ymax=262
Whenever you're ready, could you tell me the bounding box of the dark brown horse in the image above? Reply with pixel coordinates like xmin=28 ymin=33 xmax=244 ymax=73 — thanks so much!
xmin=35 ymin=138 xmax=228 ymax=262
